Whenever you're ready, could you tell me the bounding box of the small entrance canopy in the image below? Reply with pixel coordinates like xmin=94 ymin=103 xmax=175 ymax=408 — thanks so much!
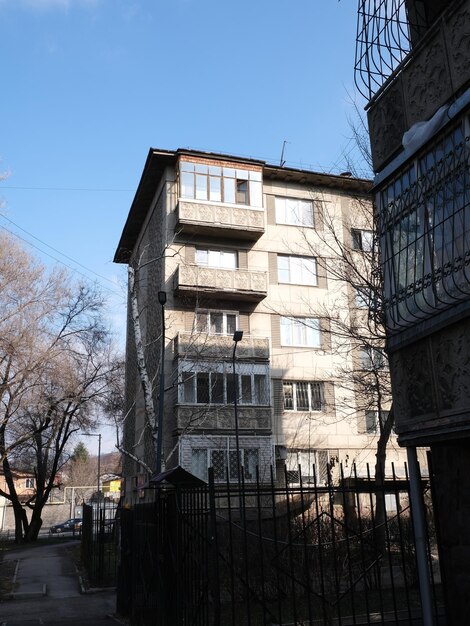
xmin=150 ymin=465 xmax=206 ymax=488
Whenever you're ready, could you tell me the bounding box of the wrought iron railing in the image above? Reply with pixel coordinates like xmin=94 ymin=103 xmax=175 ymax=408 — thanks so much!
xmin=355 ymin=0 xmax=425 ymax=100
xmin=377 ymin=122 xmax=470 ymax=333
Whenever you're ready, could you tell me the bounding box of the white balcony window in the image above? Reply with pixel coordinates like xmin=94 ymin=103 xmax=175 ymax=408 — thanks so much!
xmin=179 ymin=160 xmax=263 ymax=208
xmin=179 ymin=360 xmax=270 ymax=406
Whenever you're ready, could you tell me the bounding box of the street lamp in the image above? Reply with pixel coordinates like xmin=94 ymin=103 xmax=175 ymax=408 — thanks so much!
xmin=232 ymin=330 xmax=243 ymax=490
xmin=155 ymin=290 xmax=167 ymax=475
xmin=82 ymin=432 xmax=102 ymax=499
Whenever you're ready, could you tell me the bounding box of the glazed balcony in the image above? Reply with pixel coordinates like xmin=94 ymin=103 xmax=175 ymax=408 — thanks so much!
xmin=176 ymin=199 xmax=265 ymax=240
xmin=174 ymin=331 xmax=270 ymax=361
xmin=174 ymin=265 xmax=268 ymax=302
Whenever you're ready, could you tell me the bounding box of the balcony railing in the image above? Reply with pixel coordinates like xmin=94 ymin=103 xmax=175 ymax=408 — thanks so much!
xmin=174 ymin=405 xmax=271 ymax=432
xmin=176 ymin=199 xmax=265 ymax=240
xmin=174 ymin=331 xmax=270 ymax=361
xmin=175 ymin=265 xmax=268 ymax=301
xmin=359 ymin=0 xmax=470 ymax=171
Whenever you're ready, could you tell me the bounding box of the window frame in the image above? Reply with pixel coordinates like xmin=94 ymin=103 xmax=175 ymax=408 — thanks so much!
xmin=191 ymin=446 xmax=260 ymax=482
xmin=275 ymin=196 xmax=315 ymax=227
xmin=352 ymin=228 xmax=374 ymax=252
xmin=280 ymin=316 xmax=321 ymax=348
xmin=282 ymin=381 xmax=326 ymax=412
xmin=179 ymin=160 xmax=263 ymax=208
xmin=195 ymin=309 xmax=238 ymax=336
xmin=364 ymin=409 xmax=391 ymax=434
xmin=359 ymin=345 xmax=387 ymax=370
xmin=195 ymin=248 xmax=238 ymax=269
xmin=278 ymin=255 xmax=318 ymax=286
xmin=179 ymin=361 xmax=270 ymax=406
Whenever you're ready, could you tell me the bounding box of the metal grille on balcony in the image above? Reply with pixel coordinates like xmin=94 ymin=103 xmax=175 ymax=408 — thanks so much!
xmin=377 ymin=123 xmax=470 ymax=334
xmin=355 ymin=0 xmax=426 ymax=100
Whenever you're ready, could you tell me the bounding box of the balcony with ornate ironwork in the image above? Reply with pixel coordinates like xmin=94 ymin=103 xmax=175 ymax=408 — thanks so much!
xmin=174 ymin=264 xmax=268 ymax=301
xmin=355 ymin=0 xmax=469 ymax=171
xmin=176 ymin=199 xmax=265 ymax=240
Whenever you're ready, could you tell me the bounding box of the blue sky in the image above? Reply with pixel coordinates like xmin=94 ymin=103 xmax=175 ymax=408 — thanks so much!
xmin=1 ymin=0 xmax=365 ymax=451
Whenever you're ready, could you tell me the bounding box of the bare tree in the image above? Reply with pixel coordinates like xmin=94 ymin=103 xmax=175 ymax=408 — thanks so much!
xmin=0 ymin=232 xmax=121 ymax=541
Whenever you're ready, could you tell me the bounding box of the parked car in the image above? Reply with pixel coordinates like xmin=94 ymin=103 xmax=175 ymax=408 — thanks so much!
xmin=49 ymin=518 xmax=83 ymax=534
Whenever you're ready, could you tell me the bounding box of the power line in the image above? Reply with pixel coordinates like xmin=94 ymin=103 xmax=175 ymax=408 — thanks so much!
xmin=0 ymin=223 xmax=124 ymax=299
xmin=2 ymin=185 xmax=132 ymax=192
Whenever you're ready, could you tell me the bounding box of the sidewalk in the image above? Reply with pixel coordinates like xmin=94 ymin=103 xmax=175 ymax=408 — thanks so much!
xmin=0 ymin=540 xmax=120 ymax=625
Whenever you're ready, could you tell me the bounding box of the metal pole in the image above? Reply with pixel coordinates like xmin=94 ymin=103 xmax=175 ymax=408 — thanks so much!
xmin=156 ymin=291 xmax=166 ymax=475
xmin=97 ymin=434 xmax=101 ymax=497
xmin=232 ymin=331 xmax=243 ymax=491
xmin=407 ymin=446 xmax=435 ymax=626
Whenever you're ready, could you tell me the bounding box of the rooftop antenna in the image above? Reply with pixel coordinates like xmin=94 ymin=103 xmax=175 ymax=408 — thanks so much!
xmin=280 ymin=140 xmax=289 ymax=167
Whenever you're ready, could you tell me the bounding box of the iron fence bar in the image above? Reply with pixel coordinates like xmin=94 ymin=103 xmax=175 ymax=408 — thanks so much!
xmin=339 ymin=464 xmax=358 ymax=624
xmin=351 ymin=463 xmax=372 ymax=626
xmin=255 ymin=466 xmax=268 ymax=625
xmin=284 ymin=464 xmax=299 ymax=625
xmin=298 ymin=467 xmax=315 ymax=625
xmin=240 ymin=469 xmax=253 ymax=626
xmin=421 ymin=456 xmax=443 ymax=621
xmin=312 ymin=462 xmax=329 ymax=623
xmin=365 ymin=463 xmax=386 ymax=622
xmin=326 ymin=463 xmax=343 ymax=624
xmin=208 ymin=470 xmax=221 ymax=626
xmin=391 ymin=461 xmax=413 ymax=624
xmin=380 ymin=468 xmax=400 ymax=624
xmin=224 ymin=468 xmax=237 ymax=626
xmin=269 ymin=464 xmax=284 ymax=625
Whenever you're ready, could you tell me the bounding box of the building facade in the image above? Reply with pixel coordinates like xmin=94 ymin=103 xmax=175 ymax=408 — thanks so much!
xmin=115 ymin=148 xmax=408 ymax=503
xmin=355 ymin=0 xmax=470 ymax=621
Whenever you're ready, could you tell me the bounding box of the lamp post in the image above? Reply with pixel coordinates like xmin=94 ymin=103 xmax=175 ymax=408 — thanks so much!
xmin=232 ymin=330 xmax=243 ymax=489
xmin=82 ymin=432 xmax=101 ymax=500
xmin=155 ymin=290 xmax=167 ymax=476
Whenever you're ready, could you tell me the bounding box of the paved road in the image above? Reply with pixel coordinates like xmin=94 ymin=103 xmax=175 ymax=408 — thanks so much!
xmin=0 ymin=541 xmax=120 ymax=625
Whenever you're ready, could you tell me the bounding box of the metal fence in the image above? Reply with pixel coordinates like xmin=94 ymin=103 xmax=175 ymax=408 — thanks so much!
xmin=116 ymin=463 xmax=444 ymax=625
xmin=81 ymin=500 xmax=119 ymax=588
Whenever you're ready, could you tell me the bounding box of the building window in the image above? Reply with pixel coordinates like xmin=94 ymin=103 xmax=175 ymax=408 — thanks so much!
xmin=355 ymin=285 xmax=373 ymax=308
xmin=179 ymin=361 xmax=270 ymax=406
xmin=352 ymin=229 xmax=373 ymax=251
xmin=365 ymin=410 xmax=391 ymax=434
xmin=283 ymin=381 xmax=325 ymax=412
xmin=280 ymin=316 xmax=321 ymax=347
xmin=286 ymin=449 xmax=330 ymax=484
xmin=275 ymin=197 xmax=314 ymax=227
xmin=191 ymin=447 xmax=259 ymax=482
xmin=196 ymin=248 xmax=238 ymax=269
xmin=359 ymin=346 xmax=387 ymax=370
xmin=195 ymin=310 xmax=238 ymax=335
xmin=25 ymin=478 xmax=34 ymax=489
xmin=179 ymin=160 xmax=263 ymax=208
xmin=278 ymin=255 xmax=317 ymax=286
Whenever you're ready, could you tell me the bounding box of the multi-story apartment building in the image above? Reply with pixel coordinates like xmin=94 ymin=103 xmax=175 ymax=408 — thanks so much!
xmin=355 ymin=0 xmax=470 ymax=620
xmin=114 ymin=148 xmax=406 ymax=502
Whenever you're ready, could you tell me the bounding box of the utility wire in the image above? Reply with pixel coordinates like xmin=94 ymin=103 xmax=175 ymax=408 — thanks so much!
xmin=0 ymin=223 xmax=124 ymax=299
